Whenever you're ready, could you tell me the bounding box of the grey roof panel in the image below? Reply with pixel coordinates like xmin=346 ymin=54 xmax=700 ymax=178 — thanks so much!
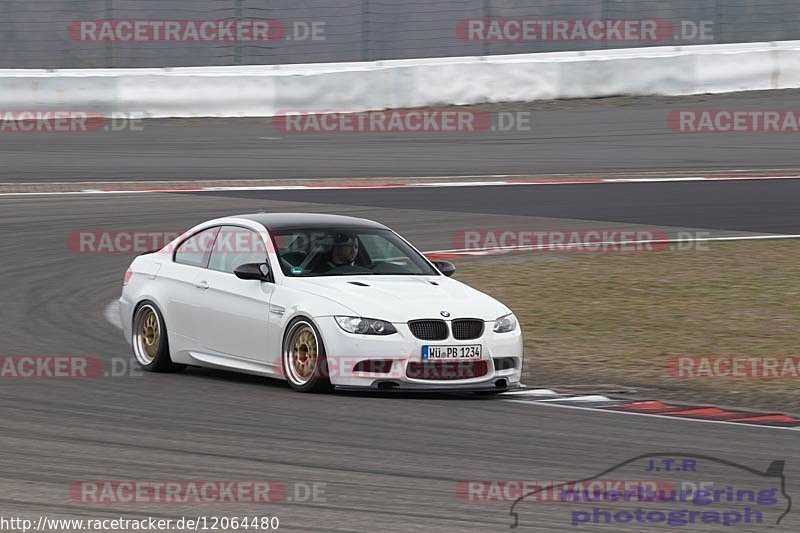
xmin=233 ymin=213 xmax=388 ymax=231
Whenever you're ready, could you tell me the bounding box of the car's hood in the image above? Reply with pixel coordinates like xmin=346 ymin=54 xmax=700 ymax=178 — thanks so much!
xmin=286 ymin=275 xmax=510 ymax=322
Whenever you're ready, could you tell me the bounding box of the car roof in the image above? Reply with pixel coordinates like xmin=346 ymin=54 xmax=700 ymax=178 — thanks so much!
xmin=232 ymin=213 xmax=389 ymax=231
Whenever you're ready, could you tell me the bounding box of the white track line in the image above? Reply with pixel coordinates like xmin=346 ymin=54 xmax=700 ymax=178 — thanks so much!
xmin=504 ymin=399 xmax=800 ymax=432
xmin=3 ymin=174 xmax=800 ymax=197
xmin=536 ymin=395 xmax=613 ymax=403
xmin=500 ymin=389 xmax=559 ymax=397
xmin=604 ymin=177 xmax=706 ymax=182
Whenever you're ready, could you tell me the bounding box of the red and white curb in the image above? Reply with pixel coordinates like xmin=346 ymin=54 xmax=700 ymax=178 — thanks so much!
xmin=4 ymin=173 xmax=800 ymax=197
xmin=501 ymin=389 xmax=800 ymax=430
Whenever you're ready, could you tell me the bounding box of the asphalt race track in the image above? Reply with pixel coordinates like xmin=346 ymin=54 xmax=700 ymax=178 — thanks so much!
xmin=1 ymin=177 xmax=799 ymax=531
xmin=2 ymin=90 xmax=800 ymax=182
xmin=189 ymin=179 xmax=800 ymax=236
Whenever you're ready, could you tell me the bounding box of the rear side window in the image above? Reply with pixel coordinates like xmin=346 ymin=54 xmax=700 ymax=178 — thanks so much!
xmin=174 ymin=227 xmax=220 ymax=268
xmin=208 ymin=226 xmax=268 ymax=274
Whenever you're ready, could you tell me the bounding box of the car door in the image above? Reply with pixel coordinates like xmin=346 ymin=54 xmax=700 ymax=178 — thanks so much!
xmin=193 ymin=225 xmax=275 ymax=362
xmin=163 ymin=226 xmax=221 ymax=350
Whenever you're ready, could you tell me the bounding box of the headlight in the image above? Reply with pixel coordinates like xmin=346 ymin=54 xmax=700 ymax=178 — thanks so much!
xmin=493 ymin=313 xmax=517 ymax=333
xmin=335 ymin=316 xmax=397 ymax=335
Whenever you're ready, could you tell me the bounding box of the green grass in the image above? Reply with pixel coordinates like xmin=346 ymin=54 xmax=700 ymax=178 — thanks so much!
xmin=454 ymin=241 xmax=800 ymax=411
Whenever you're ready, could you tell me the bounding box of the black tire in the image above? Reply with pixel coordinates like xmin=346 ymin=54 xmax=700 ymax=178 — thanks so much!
xmin=132 ymin=301 xmax=186 ymax=373
xmin=282 ymin=317 xmax=332 ymax=393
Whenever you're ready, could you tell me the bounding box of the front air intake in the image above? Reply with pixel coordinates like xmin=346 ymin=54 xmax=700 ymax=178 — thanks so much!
xmin=452 ymin=319 xmax=484 ymax=340
xmin=406 ymin=360 xmax=488 ymax=380
xmin=492 ymin=357 xmax=517 ymax=371
xmin=408 ymin=319 xmax=448 ymax=341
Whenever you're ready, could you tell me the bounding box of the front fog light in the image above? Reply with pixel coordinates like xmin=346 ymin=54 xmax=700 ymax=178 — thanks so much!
xmin=493 ymin=313 xmax=517 ymax=333
xmin=335 ymin=316 xmax=397 ymax=335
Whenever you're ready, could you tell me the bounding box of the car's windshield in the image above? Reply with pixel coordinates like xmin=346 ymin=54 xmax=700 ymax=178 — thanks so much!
xmin=271 ymin=228 xmax=438 ymax=277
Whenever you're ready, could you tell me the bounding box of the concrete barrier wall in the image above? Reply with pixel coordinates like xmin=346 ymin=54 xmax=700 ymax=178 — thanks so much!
xmin=2 ymin=41 xmax=800 ymax=118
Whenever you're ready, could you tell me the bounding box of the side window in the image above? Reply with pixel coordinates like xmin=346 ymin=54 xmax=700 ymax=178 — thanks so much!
xmin=208 ymin=226 xmax=268 ymax=274
xmin=174 ymin=227 xmax=220 ymax=268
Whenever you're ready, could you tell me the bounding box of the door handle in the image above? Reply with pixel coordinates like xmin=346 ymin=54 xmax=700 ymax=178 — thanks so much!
xmin=194 ymin=280 xmax=209 ymax=290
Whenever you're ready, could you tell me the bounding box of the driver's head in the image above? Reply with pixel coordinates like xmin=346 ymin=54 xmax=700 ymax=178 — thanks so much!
xmin=331 ymin=233 xmax=358 ymax=265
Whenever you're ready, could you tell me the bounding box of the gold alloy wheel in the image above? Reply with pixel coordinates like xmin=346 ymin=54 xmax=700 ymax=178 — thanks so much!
xmin=287 ymin=323 xmax=319 ymax=384
xmin=134 ymin=305 xmax=161 ymax=365
xmin=141 ymin=309 xmax=160 ymax=360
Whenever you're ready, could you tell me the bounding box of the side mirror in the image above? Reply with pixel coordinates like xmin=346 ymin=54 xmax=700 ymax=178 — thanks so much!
xmin=234 ymin=263 xmax=272 ymax=282
xmin=432 ymin=260 xmax=456 ymax=277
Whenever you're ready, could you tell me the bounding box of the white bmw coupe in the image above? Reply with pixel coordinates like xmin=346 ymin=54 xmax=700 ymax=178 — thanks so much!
xmin=119 ymin=213 xmax=523 ymax=393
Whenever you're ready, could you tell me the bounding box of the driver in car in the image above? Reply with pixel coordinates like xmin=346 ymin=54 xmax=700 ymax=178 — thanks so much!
xmin=326 ymin=233 xmax=358 ymax=270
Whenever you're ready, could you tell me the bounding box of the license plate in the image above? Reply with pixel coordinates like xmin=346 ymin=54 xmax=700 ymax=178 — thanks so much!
xmin=422 ymin=345 xmax=482 ymax=361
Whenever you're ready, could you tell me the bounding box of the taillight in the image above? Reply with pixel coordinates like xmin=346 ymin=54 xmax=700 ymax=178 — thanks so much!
xmin=123 ymin=269 xmax=133 ymax=286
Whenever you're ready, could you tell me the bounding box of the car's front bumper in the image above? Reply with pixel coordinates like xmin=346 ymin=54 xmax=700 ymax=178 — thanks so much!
xmin=334 ymin=381 xmax=524 ymax=393
xmin=315 ymin=316 xmax=524 ymax=390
